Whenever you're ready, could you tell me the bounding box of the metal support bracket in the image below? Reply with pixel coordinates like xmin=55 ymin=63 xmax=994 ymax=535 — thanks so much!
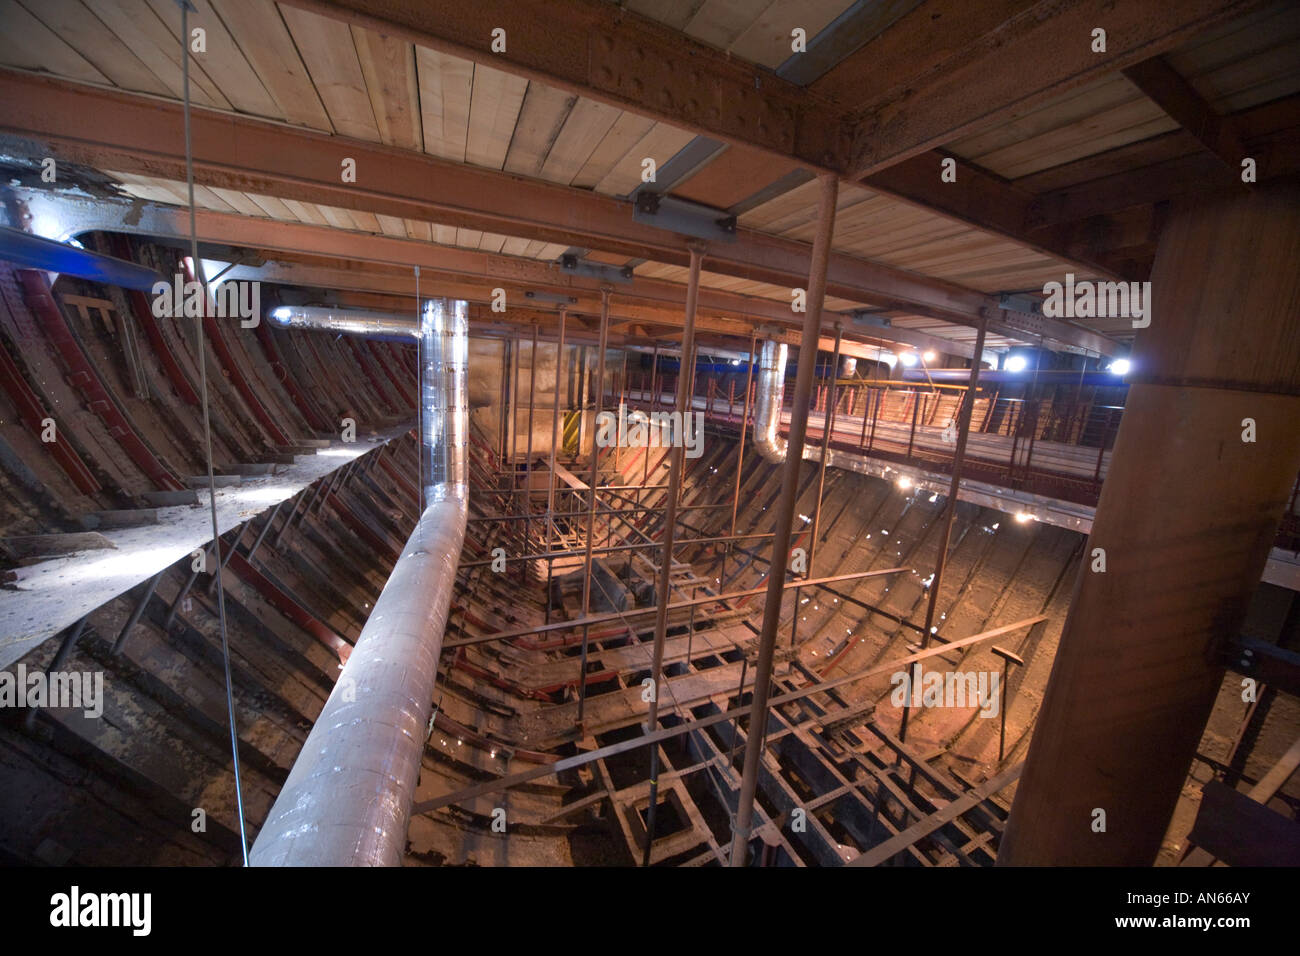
xmin=633 ymin=193 xmax=737 ymax=243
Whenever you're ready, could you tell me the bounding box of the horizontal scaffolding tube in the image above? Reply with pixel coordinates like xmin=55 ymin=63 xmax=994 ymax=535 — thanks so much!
xmin=444 ymin=567 xmax=911 ymax=648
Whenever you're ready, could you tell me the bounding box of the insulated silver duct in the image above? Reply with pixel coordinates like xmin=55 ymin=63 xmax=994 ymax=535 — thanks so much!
xmin=268 ymin=304 xmax=418 ymax=340
xmin=752 ymin=338 xmax=846 ymax=470
xmin=752 ymin=339 xmax=825 ymax=466
xmin=250 ymin=299 xmax=469 ymax=867
xmin=752 ymin=339 xmax=789 ymax=461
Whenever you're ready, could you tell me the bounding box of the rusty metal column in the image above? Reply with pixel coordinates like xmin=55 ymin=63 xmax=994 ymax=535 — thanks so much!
xmin=723 ymin=330 xmax=758 ymax=587
xmin=642 ymin=242 xmax=705 ymax=866
xmin=729 ymin=173 xmax=839 ymax=866
xmin=510 ymin=329 xmax=521 ymax=467
xmin=999 ymin=184 xmax=1300 ymax=865
xmin=577 ymin=287 xmax=612 ymax=723
xmin=525 ymin=322 xmax=538 ymax=545
xmin=808 ymin=325 xmax=843 ymax=575
xmin=899 ymin=313 xmax=988 ymax=743
xmin=790 ymin=326 xmax=842 ymax=649
xmin=641 ymin=344 xmax=660 ymax=507
xmin=545 ymin=311 xmax=567 ymax=624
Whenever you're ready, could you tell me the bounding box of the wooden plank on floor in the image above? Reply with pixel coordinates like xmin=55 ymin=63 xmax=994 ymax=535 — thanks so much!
xmin=1187 ymin=779 xmax=1300 ymax=867
xmin=846 ymin=764 xmax=1023 ymax=867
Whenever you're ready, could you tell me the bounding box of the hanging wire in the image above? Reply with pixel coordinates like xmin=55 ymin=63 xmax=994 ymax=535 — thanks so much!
xmin=179 ymin=0 xmax=249 ymax=865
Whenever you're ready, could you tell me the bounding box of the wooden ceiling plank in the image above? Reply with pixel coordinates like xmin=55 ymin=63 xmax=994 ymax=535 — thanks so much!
xmin=456 ymin=227 xmax=484 ymax=248
xmin=210 ymin=0 xmax=331 ymax=128
xmin=465 ymin=61 xmax=528 ymax=170
xmin=728 ymin=0 xmax=855 ymax=70
xmin=281 ymin=3 xmax=382 ymax=141
xmin=948 ymin=74 xmax=1143 ymax=165
xmin=626 ymin=0 xmax=699 ymax=32
xmin=592 ymin=122 xmax=697 ymax=196
xmin=208 ymin=186 xmax=270 ymax=218
xmin=728 ymin=0 xmax=857 ymax=70
xmin=19 ymin=0 xmax=170 ymax=96
xmin=375 ymin=213 xmax=407 ymax=237
xmin=146 ymin=0 xmax=281 ymax=118
xmin=681 ymin=0 xmax=760 ymax=51
xmin=404 ymin=219 xmax=433 ymax=242
xmin=570 ymin=111 xmax=657 ymax=189
xmin=280 ymin=198 xmax=330 ymax=226
xmin=0 ymin=0 xmax=108 ymax=86
xmin=503 ymin=82 xmax=578 ymax=178
xmin=248 ymin=192 xmax=301 ymax=221
xmin=81 ymin=0 xmax=230 ymax=108
xmin=347 ymin=209 xmax=381 ymax=232
xmin=671 ymin=143 xmax=802 ymax=210
xmin=478 ymin=232 xmax=508 ymax=254
xmin=538 ymin=98 xmax=622 ymax=185
xmin=316 ymin=203 xmax=357 ymax=230
xmin=351 ymin=25 xmax=422 ymax=149
xmin=416 ymin=46 xmax=473 ymax=162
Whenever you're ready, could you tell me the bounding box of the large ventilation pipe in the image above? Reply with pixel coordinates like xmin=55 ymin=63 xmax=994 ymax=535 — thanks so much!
xmin=250 ymin=299 xmax=469 ymax=866
xmin=752 ymin=338 xmax=841 ymax=470
xmin=268 ymin=304 xmax=418 ymax=342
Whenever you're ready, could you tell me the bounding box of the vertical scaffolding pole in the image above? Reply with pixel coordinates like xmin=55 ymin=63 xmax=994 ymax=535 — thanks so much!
xmin=525 ymin=322 xmax=538 ymax=545
xmin=723 ymin=330 xmax=758 ymax=587
xmin=899 ymin=314 xmax=988 ymax=743
xmin=791 ymin=326 xmax=842 ymax=648
xmin=642 ymin=242 xmax=705 ymax=866
xmin=809 ymin=325 xmax=843 ymax=574
xmin=510 ymin=330 xmax=521 ymax=467
xmin=545 ymin=312 xmax=567 ymax=624
xmin=641 ymin=345 xmax=659 ymax=508
xmin=577 ymin=287 xmax=612 ymax=723
xmin=498 ymin=338 xmax=510 ymax=465
xmin=729 ymin=173 xmax=839 ymax=866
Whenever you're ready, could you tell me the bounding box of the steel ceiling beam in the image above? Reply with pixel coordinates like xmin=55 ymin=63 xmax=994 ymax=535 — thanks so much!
xmin=0 ymin=71 xmax=1122 ymax=357
xmin=285 ymin=0 xmax=1258 ymax=287
xmin=4 ymin=186 xmax=983 ymax=359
